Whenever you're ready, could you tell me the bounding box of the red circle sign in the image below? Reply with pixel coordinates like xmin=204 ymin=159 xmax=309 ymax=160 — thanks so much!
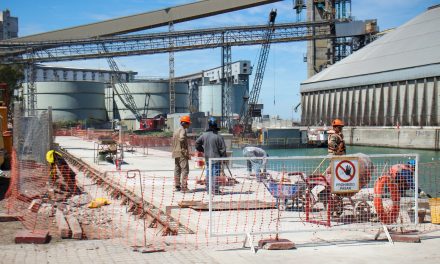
xmin=335 ymin=160 xmax=356 ymax=183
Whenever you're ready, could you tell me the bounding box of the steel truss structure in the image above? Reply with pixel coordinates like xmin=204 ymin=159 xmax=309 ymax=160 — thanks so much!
xmin=0 ymin=21 xmax=335 ymax=63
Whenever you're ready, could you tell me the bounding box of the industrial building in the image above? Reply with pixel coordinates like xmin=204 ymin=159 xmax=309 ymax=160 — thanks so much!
xmin=301 ymin=0 xmax=377 ymax=78
xmin=300 ymin=5 xmax=440 ymax=127
xmin=0 ymin=9 xmax=18 ymax=40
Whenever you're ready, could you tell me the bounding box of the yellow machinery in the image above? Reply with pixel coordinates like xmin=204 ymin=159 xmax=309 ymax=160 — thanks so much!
xmin=0 ymin=106 xmax=7 ymax=166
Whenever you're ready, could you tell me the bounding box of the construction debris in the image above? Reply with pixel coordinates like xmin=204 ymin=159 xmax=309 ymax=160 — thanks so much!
xmin=69 ymin=193 xmax=92 ymax=207
xmin=28 ymin=199 xmax=42 ymax=213
xmin=37 ymin=203 xmax=55 ymax=217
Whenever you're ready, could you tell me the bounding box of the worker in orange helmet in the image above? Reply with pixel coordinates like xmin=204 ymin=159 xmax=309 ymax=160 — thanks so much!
xmin=328 ymin=119 xmax=346 ymax=155
xmin=172 ymin=115 xmax=191 ymax=192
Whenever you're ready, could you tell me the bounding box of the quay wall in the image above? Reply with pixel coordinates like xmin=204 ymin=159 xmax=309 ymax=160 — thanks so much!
xmin=344 ymin=127 xmax=440 ymax=150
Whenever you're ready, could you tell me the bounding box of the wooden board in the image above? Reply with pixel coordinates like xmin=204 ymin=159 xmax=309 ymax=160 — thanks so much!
xmin=189 ymin=200 xmax=276 ymax=211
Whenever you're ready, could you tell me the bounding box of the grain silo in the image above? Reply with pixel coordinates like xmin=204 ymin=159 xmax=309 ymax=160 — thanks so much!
xmin=199 ymin=83 xmax=248 ymax=117
xmin=113 ymin=79 xmax=189 ymax=121
xmin=24 ymin=81 xmax=107 ymax=122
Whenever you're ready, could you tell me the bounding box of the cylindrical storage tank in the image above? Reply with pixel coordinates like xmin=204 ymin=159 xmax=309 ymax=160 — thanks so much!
xmin=199 ymin=84 xmax=222 ymax=116
xmin=105 ymin=85 xmax=114 ymax=119
xmin=24 ymin=81 xmax=107 ymax=122
xmin=114 ymin=80 xmax=189 ymax=119
xmin=231 ymin=83 xmax=247 ymax=115
xmin=199 ymin=84 xmax=248 ymax=116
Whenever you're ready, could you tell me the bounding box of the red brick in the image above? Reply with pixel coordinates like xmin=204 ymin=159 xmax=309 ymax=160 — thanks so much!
xmin=0 ymin=213 xmax=21 ymax=222
xmin=15 ymin=230 xmax=49 ymax=244
xmin=258 ymin=238 xmax=296 ymax=250
xmin=390 ymin=234 xmax=421 ymax=243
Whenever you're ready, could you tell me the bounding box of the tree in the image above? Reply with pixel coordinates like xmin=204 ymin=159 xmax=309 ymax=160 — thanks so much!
xmin=0 ymin=64 xmax=24 ymax=115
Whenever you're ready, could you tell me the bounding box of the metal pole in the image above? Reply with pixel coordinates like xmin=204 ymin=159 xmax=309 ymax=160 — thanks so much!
xmin=209 ymin=158 xmax=213 ymax=237
xmin=414 ymin=154 xmax=419 ymax=225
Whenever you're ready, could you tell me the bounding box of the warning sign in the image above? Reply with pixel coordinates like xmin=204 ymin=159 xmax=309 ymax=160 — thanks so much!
xmin=331 ymin=158 xmax=360 ymax=193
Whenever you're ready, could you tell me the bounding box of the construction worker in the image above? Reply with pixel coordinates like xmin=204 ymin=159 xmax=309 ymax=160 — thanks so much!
xmin=195 ymin=117 xmax=227 ymax=194
xmin=390 ymin=160 xmax=415 ymax=195
xmin=46 ymin=149 xmax=80 ymax=194
xmin=328 ymin=119 xmax=346 ymax=155
xmin=389 ymin=159 xmax=432 ymax=198
xmin=242 ymin=146 xmax=268 ymax=182
xmin=172 ymin=115 xmax=191 ymax=192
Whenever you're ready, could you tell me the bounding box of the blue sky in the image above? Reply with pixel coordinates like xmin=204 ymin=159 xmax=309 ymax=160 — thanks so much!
xmin=1 ymin=0 xmax=439 ymax=119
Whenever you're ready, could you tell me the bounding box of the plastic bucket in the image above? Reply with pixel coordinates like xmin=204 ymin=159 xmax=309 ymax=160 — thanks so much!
xmin=429 ymin=198 xmax=440 ymax=224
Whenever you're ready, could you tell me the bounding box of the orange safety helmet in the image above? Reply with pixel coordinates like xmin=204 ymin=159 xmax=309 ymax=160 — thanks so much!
xmin=180 ymin=115 xmax=191 ymax=124
xmin=332 ymin=119 xmax=344 ymax=127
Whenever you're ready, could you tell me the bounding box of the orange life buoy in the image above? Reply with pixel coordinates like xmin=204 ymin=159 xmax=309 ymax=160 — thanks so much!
xmin=373 ymin=175 xmax=400 ymax=224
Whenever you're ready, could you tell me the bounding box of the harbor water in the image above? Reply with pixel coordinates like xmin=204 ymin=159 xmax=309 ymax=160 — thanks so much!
xmin=233 ymin=145 xmax=440 ymax=197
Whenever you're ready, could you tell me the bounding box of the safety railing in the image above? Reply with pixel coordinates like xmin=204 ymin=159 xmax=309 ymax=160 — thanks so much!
xmin=207 ymin=154 xmax=426 ymax=238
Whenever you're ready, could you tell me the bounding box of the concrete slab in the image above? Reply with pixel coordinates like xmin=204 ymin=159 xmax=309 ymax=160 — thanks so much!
xmin=55 ymin=209 xmax=71 ymax=238
xmin=66 ymin=215 xmax=83 ymax=239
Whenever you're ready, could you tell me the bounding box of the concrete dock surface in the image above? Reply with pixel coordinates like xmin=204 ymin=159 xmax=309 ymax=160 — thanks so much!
xmin=0 ymin=231 xmax=439 ymax=264
xmin=21 ymin=135 xmax=437 ymax=263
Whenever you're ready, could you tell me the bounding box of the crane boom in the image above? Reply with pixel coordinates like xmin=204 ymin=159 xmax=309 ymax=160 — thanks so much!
xmin=103 ymin=45 xmax=142 ymax=121
xmin=239 ymin=9 xmax=277 ymax=133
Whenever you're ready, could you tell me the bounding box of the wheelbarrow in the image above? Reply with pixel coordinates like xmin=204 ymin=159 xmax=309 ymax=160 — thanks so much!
xmin=263 ymin=172 xmax=307 ymax=211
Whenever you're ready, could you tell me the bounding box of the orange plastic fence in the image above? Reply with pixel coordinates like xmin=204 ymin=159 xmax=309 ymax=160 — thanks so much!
xmin=6 ymin=143 xmax=440 ymax=250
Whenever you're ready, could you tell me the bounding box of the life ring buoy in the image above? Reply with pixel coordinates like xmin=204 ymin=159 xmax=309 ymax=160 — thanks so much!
xmin=373 ymin=175 xmax=400 ymax=224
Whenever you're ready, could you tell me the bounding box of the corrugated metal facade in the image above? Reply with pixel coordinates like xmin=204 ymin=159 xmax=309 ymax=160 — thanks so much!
xmin=300 ymin=6 xmax=440 ymax=126
xmin=301 ymin=77 xmax=440 ymax=126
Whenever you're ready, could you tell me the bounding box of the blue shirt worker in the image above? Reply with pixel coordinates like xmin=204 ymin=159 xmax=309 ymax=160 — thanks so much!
xmin=389 ymin=160 xmax=430 ymax=197
xmin=242 ymin=146 xmax=268 ymax=182
xmin=195 ymin=117 xmax=227 ymax=194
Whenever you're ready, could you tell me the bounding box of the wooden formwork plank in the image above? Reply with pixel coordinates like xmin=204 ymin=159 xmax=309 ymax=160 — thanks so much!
xmin=190 ymin=200 xmax=277 ymax=211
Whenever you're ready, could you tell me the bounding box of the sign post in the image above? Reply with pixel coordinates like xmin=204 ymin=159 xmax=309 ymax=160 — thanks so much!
xmin=331 ymin=157 xmax=360 ymax=194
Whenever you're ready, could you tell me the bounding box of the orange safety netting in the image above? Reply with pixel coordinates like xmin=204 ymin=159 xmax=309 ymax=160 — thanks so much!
xmin=6 ymin=142 xmax=440 ymax=250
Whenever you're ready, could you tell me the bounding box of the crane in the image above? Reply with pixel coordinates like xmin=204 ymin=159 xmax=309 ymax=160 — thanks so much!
xmin=103 ymin=44 xmax=143 ymax=125
xmin=236 ymin=9 xmax=277 ymax=135
xmin=103 ymin=44 xmax=160 ymax=132
xmin=294 ymin=102 xmax=301 ymax=113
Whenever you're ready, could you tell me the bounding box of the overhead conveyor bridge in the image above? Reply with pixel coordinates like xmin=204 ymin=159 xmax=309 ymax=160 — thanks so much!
xmin=0 ymin=21 xmax=335 ymax=63
xmin=7 ymin=0 xmax=282 ymax=42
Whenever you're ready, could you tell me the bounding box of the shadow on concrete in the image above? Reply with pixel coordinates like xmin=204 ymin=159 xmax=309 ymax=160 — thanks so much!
xmin=0 ymin=176 xmax=10 ymax=201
